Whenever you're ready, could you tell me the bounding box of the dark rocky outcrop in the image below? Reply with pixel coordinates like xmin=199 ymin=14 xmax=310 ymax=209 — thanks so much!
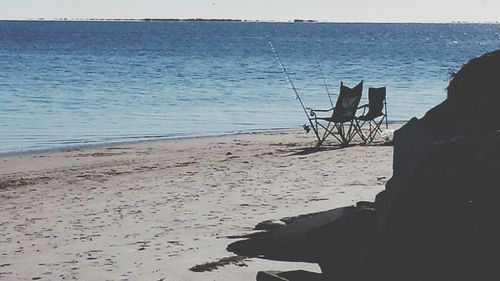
xmin=363 ymin=50 xmax=500 ymax=281
xmin=227 ymin=206 xmax=371 ymax=263
xmin=227 ymin=50 xmax=500 ymax=281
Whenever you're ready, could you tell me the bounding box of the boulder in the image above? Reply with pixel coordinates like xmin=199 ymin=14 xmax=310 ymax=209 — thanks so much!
xmin=446 ymin=50 xmax=500 ymax=146
xmin=227 ymin=206 xmax=358 ymax=263
xmin=364 ymin=49 xmax=500 ymax=281
xmin=365 ymin=138 xmax=478 ymax=281
xmin=473 ymin=130 xmax=500 ymax=266
xmin=255 ymin=219 xmax=287 ymax=231
xmin=256 ymin=270 xmax=324 ymax=281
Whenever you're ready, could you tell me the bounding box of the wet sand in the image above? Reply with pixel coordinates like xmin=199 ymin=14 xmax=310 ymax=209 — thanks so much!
xmin=0 ymin=129 xmax=395 ymax=281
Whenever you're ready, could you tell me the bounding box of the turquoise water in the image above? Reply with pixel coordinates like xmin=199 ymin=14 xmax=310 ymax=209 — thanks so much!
xmin=0 ymin=21 xmax=499 ymax=152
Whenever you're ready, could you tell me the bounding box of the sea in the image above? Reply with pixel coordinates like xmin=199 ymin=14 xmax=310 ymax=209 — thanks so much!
xmin=0 ymin=21 xmax=499 ymax=153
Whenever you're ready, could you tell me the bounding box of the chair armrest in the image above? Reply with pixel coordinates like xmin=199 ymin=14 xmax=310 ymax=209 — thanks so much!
xmin=357 ymin=104 xmax=369 ymax=116
xmin=310 ymin=107 xmax=335 ymax=112
xmin=308 ymin=107 xmax=334 ymax=112
xmin=307 ymin=107 xmax=334 ymax=117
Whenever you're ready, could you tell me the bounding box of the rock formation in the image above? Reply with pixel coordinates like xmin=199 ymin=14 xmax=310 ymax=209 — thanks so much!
xmin=227 ymin=49 xmax=500 ymax=281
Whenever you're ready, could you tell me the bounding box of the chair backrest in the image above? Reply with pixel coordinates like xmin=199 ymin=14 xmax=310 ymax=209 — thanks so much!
xmin=367 ymin=87 xmax=386 ymax=118
xmin=332 ymin=81 xmax=363 ymax=121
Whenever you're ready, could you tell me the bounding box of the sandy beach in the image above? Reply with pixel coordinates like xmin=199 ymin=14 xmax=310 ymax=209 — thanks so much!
xmin=0 ymin=129 xmax=395 ymax=281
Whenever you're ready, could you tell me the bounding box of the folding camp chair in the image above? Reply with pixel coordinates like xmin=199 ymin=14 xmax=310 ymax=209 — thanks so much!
xmin=355 ymin=87 xmax=388 ymax=143
xmin=308 ymin=81 xmax=363 ymax=146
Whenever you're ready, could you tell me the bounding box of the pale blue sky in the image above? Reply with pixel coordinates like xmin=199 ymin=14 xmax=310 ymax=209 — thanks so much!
xmin=1 ymin=0 xmax=499 ymax=22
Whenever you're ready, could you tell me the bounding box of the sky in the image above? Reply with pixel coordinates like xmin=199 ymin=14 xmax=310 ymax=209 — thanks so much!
xmin=1 ymin=0 xmax=499 ymax=23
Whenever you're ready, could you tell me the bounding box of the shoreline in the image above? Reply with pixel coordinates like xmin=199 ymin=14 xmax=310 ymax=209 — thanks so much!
xmin=0 ymin=127 xmax=298 ymax=157
xmin=0 ymin=121 xmax=406 ymax=157
xmin=0 ymin=127 xmax=398 ymax=280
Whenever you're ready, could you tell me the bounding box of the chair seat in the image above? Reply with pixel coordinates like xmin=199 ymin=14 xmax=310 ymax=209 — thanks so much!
xmin=316 ymin=115 xmax=354 ymax=123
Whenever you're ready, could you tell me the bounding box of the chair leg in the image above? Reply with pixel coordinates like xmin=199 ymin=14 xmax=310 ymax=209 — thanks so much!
xmin=367 ymin=117 xmax=385 ymax=143
xmin=357 ymin=121 xmax=368 ymax=143
xmin=309 ymin=120 xmax=322 ymax=146
xmin=346 ymin=120 xmax=360 ymax=145
xmin=321 ymin=122 xmax=334 ymax=145
xmin=337 ymin=123 xmax=348 ymax=146
xmin=314 ymin=120 xmax=340 ymax=146
xmin=312 ymin=119 xmax=366 ymax=147
xmin=346 ymin=122 xmax=354 ymax=144
xmin=353 ymin=119 xmax=367 ymax=143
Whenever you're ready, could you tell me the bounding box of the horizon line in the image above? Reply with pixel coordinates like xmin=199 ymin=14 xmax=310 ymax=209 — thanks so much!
xmin=0 ymin=18 xmax=499 ymax=24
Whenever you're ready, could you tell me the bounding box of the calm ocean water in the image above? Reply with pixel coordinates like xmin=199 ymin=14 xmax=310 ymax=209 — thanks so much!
xmin=0 ymin=21 xmax=499 ymax=152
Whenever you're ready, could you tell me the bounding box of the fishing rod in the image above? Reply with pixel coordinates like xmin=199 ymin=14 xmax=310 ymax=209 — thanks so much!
xmin=268 ymin=40 xmax=319 ymax=137
xmin=308 ymin=35 xmax=334 ymax=108
xmin=317 ymin=58 xmax=334 ymax=108
xmin=316 ymin=58 xmax=334 ymax=108
xmin=267 ymin=40 xmax=310 ymax=118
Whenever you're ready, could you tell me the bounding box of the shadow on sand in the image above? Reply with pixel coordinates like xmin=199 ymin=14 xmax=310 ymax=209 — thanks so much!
xmin=284 ymin=141 xmax=392 ymax=157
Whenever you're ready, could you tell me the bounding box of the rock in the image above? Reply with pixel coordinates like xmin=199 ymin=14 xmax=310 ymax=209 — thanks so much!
xmin=227 ymin=206 xmax=358 ymax=263
xmin=390 ymin=117 xmax=437 ymax=180
xmin=366 ymin=138 xmax=478 ymax=281
xmin=255 ymin=219 xmax=287 ymax=231
xmin=446 ymin=50 xmax=500 ymax=146
xmin=365 ymin=50 xmax=500 ymax=281
xmin=257 ymin=271 xmax=289 ymax=281
xmin=227 ymin=206 xmax=378 ymax=281
xmin=474 ymin=130 xmax=500 ymax=263
xmin=477 ymin=130 xmax=500 ymax=167
xmin=420 ymin=100 xmax=459 ymax=141
xmin=313 ymin=207 xmax=377 ymax=280
xmin=257 ymin=270 xmax=324 ymax=281
xmin=356 ymin=201 xmax=376 ymax=208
